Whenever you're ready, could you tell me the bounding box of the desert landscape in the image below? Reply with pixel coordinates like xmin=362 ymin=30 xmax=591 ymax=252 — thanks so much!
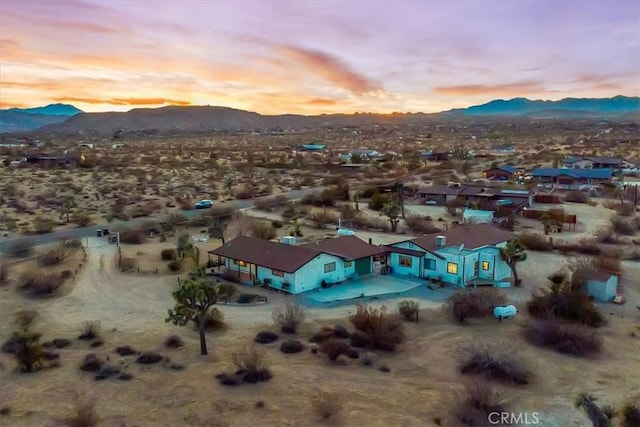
xmin=2 ymin=1 xmax=640 ymax=426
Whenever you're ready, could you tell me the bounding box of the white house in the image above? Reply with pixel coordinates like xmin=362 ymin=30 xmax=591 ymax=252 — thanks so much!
xmin=388 ymin=223 xmax=515 ymax=287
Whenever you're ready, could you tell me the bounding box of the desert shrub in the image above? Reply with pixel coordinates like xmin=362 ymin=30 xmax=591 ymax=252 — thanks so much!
xmin=0 ymin=262 xmax=9 ymax=285
xmin=621 ymin=403 xmax=640 ymax=427
xmin=71 ymin=211 xmax=93 ymax=227
xmin=404 ymin=215 xmax=442 ymax=234
xmin=349 ymin=330 xmax=373 ymax=348
xmin=333 ymin=325 xmax=350 ymax=339
xmin=307 ymin=209 xmax=338 ymax=228
xmin=237 ymin=293 xmax=256 ymax=304
xmin=271 ymin=220 xmax=283 ymax=228
xmin=309 ymin=327 xmax=337 ymax=344
xmin=272 ymin=303 xmax=307 ymax=333
xmin=281 ymin=203 xmax=297 ymax=219
xmin=61 ymin=403 xmax=99 ymax=427
xmin=19 ymin=271 xmax=65 ymax=296
xmin=136 ymin=351 xmax=163 ymax=364
xmin=32 ymin=215 xmax=55 ymax=234
xmin=11 ymin=330 xmax=44 ymax=372
xmin=38 ymin=247 xmax=68 ymax=266
xmin=251 ymin=222 xmax=277 ymax=240
xmin=518 ymin=232 xmax=553 ymax=251
xmin=114 ymin=345 xmax=137 ymax=356
xmin=164 ymin=335 xmax=184 ymax=348
xmin=447 ymin=289 xmax=506 ymax=323
xmin=459 ymin=343 xmax=532 ymax=385
xmin=167 ymin=260 xmax=182 ymax=272
xmin=320 ymin=339 xmax=350 ymax=361
xmin=527 ymin=285 xmax=605 ymax=327
xmin=564 ymin=191 xmax=589 ymax=203
xmin=348 ymin=305 xmax=404 ymax=351
xmin=451 ymin=382 xmax=509 ymax=427
xmin=523 ymin=319 xmax=601 ymax=356
xmin=358 ymin=186 xmax=379 ymax=198
xmin=368 ymin=193 xmax=391 ymax=211
xmin=5 ymin=239 xmax=34 ymax=258
xmin=161 ymin=248 xmax=177 ymax=261
xmin=254 ymin=331 xmax=279 ymax=344
xmin=78 ymin=321 xmax=101 ymax=341
xmin=192 ymin=307 xmax=225 ymax=330
xmin=611 ymin=215 xmax=637 ymax=236
xmin=15 ymin=308 xmax=39 ymax=330
xmin=398 ymin=300 xmax=420 ymax=322
xmin=279 ymin=339 xmax=304 ymax=354
xmin=118 ymin=228 xmax=146 ymax=244
xmin=312 ymin=391 xmax=343 ymax=420
xmin=253 ymin=195 xmax=288 ymax=211
xmin=232 ymin=346 xmax=272 ymax=383
xmin=51 ymin=338 xmax=71 ymax=349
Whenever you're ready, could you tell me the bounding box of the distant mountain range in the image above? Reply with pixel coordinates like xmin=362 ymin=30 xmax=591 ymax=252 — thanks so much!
xmin=0 ymin=104 xmax=82 ymax=133
xmin=1 ymin=96 xmax=638 ymax=135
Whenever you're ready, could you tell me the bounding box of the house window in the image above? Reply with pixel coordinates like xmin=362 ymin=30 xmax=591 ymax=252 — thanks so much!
xmin=272 ymin=270 xmax=284 ymax=277
xmin=344 ymin=261 xmax=352 ymax=268
xmin=447 ymin=262 xmax=458 ymax=274
xmin=482 ymin=261 xmax=490 ymax=271
xmin=324 ymin=262 xmax=336 ymax=273
xmin=237 ymin=260 xmax=247 ymax=267
xmin=399 ymin=256 xmax=412 ymax=267
xmin=424 ymin=258 xmax=436 ymax=271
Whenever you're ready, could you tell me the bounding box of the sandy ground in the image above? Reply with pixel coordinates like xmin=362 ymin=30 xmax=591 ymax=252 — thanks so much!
xmin=1 ymin=238 xmax=640 ymax=427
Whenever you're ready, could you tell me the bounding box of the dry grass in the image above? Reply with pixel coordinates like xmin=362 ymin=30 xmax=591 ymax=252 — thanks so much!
xmin=312 ymin=391 xmax=343 ymax=420
xmin=272 ymin=303 xmax=307 ymax=333
xmin=61 ymin=402 xmax=99 ymax=427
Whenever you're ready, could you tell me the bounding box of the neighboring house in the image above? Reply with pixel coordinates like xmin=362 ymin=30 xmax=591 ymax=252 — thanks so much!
xmin=420 ymin=151 xmax=451 ymax=161
xmin=532 ymin=168 xmax=613 ymax=189
xmin=491 ymin=144 xmax=516 ymax=154
xmin=25 ymin=152 xmax=82 ymax=168
xmin=572 ymin=269 xmax=618 ymax=302
xmin=416 ymin=184 xmax=462 ymax=205
xmin=463 ymin=209 xmax=494 ymax=224
xmin=417 ymin=185 xmax=532 ymax=210
xmin=483 ymin=165 xmax=520 ymax=181
xmin=298 ymin=144 xmax=326 ymax=152
xmin=389 ymin=223 xmax=515 ymax=287
xmin=562 ymin=156 xmax=623 ymax=170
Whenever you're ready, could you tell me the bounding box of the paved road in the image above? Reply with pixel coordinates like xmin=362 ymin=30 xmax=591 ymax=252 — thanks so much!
xmin=0 ymin=187 xmax=320 ymax=253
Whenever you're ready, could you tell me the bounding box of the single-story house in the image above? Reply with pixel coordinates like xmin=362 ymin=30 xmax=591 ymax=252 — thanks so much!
xmin=301 ymin=235 xmax=384 ymax=277
xmin=416 ymin=185 xmax=462 ymax=204
xmin=298 ymin=144 xmax=326 ymax=152
xmin=420 ymin=151 xmax=451 ymax=161
xmin=572 ymin=269 xmax=618 ymax=302
xmin=25 ymin=152 xmax=83 ymax=168
xmin=389 ymin=223 xmax=516 ymax=287
xmin=209 ymin=236 xmax=360 ymax=294
xmin=562 ymin=156 xmax=623 ymax=170
xmin=532 ymin=168 xmax=613 ymax=190
xmin=491 ymin=144 xmax=516 ymax=154
xmin=483 ymin=165 xmax=520 ymax=181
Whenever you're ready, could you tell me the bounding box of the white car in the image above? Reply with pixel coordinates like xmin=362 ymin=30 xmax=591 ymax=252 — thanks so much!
xmin=493 ymin=305 xmax=518 ymax=321
xmin=194 ymin=199 xmax=213 ymax=209
xmin=424 ymin=199 xmax=438 ymax=205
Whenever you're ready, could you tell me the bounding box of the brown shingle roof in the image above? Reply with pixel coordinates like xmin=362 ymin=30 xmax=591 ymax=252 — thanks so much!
xmin=572 ymin=268 xmax=614 ymax=283
xmin=408 ymin=223 xmax=515 ymax=251
xmin=302 ymin=235 xmax=384 ymax=260
xmin=209 ymin=236 xmax=322 ymax=273
xmin=417 ymin=185 xmax=461 ymax=196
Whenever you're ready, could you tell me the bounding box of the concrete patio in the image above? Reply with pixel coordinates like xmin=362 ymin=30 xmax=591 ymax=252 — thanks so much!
xmin=302 ymin=274 xmax=427 ymax=304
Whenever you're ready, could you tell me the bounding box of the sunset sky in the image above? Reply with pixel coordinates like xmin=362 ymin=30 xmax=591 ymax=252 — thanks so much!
xmin=1 ymin=0 xmax=639 ymax=114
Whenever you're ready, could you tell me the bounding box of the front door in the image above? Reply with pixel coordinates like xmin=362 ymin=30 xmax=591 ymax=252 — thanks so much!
xmin=355 ymin=257 xmax=371 ymax=275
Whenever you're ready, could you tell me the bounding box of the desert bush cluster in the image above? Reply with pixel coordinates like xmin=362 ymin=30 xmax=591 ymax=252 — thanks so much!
xmin=448 ymin=288 xmax=506 ymax=323
xmin=348 ymin=304 xmax=404 ymax=351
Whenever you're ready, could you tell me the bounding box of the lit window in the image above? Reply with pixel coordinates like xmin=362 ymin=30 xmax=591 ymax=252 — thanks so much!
xmin=482 ymin=261 xmax=490 ymax=271
xmin=344 ymin=261 xmax=352 ymax=268
xmin=324 ymin=262 xmax=336 ymax=273
xmin=272 ymin=270 xmax=284 ymax=277
xmin=447 ymin=262 xmax=458 ymax=274
xmin=237 ymin=260 xmax=247 ymax=267
xmin=399 ymin=256 xmax=412 ymax=267
xmin=424 ymin=259 xmax=436 ymax=270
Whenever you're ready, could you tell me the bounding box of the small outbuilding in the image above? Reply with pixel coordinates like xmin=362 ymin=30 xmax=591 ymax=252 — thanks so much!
xmin=572 ymin=269 xmax=618 ymax=302
xmin=462 ymin=209 xmax=494 ymax=224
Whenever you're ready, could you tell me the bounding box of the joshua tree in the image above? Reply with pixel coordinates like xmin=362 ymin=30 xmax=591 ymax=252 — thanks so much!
xmin=499 ymin=239 xmax=527 ymax=287
xmin=380 ymin=199 xmax=402 ymax=232
xmin=166 ymin=278 xmax=224 ymax=355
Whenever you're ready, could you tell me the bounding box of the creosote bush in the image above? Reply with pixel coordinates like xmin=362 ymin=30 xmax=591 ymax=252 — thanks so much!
xmin=230 ymin=346 xmax=272 ymax=384
xmin=451 ymin=382 xmax=510 ymax=427
xmin=160 ymin=248 xmax=177 ymax=261
xmin=522 ymin=319 xmax=602 ymax=357
xmin=459 ymin=343 xmax=532 ymax=385
xmin=348 ymin=305 xmax=404 ymax=351
xmin=312 ymin=391 xmax=343 ymax=420
xmin=447 ymin=289 xmax=506 ymax=324
xmin=61 ymin=402 xmax=99 ymax=427
xmin=527 ymin=283 xmax=604 ymax=327
xmin=78 ymin=321 xmax=101 ymax=341
xmin=272 ymin=303 xmax=306 ymax=333
xmin=398 ymin=300 xmax=420 ymax=322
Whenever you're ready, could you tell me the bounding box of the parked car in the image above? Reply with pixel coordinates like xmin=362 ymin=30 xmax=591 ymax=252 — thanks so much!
xmin=424 ymin=199 xmax=438 ymax=205
xmin=194 ymin=199 xmax=213 ymax=209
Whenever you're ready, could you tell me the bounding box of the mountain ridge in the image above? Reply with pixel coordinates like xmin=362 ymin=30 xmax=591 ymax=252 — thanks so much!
xmin=2 ymin=96 xmax=638 ymax=135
